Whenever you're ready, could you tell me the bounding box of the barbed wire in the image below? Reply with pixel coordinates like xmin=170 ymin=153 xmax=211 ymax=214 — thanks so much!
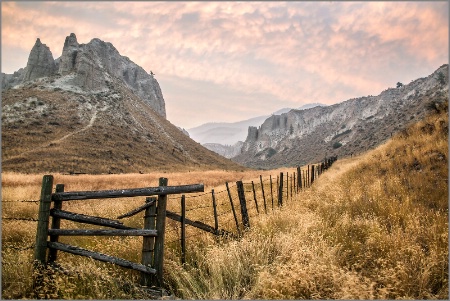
xmin=185 ymin=203 xmax=213 ymax=212
xmin=2 ymin=199 xmax=39 ymax=204
xmin=2 ymin=217 xmax=39 ymax=222
xmin=184 ymin=191 xmax=210 ymax=199
xmin=3 ymin=244 xmax=35 ymax=251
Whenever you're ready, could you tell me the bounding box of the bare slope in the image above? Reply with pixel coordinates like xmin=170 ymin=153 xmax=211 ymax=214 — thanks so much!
xmin=1 ymin=77 xmax=244 ymax=174
xmin=234 ymin=64 xmax=448 ymax=169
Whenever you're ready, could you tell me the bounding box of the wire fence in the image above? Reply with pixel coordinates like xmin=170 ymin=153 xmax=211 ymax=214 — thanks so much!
xmin=2 ymin=157 xmax=337 ymax=285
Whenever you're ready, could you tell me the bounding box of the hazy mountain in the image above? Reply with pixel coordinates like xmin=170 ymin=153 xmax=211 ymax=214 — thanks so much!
xmin=232 ymin=64 xmax=448 ymax=169
xmin=188 ymin=104 xmax=325 ymax=146
xmin=1 ymin=33 xmax=244 ymax=174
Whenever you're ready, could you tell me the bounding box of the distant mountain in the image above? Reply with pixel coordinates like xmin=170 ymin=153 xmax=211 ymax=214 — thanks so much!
xmin=188 ymin=104 xmax=325 ymax=146
xmin=233 ymin=65 xmax=448 ymax=169
xmin=1 ymin=33 xmax=244 ymax=174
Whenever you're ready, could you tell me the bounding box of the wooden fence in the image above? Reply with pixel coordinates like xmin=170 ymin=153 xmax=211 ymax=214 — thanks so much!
xmin=33 ymin=156 xmax=337 ymax=291
xmin=34 ymin=176 xmax=204 ymax=288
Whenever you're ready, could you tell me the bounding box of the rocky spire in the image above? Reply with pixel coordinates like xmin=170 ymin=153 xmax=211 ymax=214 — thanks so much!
xmin=22 ymin=38 xmax=57 ymax=82
xmin=58 ymin=33 xmax=80 ymax=75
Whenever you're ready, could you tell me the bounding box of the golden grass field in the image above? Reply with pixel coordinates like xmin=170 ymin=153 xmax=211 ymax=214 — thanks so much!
xmin=2 ymin=108 xmax=448 ymax=299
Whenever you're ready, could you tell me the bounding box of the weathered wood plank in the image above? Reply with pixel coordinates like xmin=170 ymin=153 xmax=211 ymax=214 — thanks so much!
xmin=51 ymin=209 xmax=134 ymax=229
xmin=260 ymin=175 xmax=267 ymax=214
xmin=211 ymin=189 xmax=219 ymax=234
xmin=180 ymin=195 xmax=186 ymax=264
xmin=251 ymin=181 xmax=259 ymax=214
xmin=278 ymin=172 xmax=283 ymax=206
xmin=47 ymin=241 xmax=156 ymax=275
xmin=117 ymin=199 xmax=156 ymax=219
xmin=34 ymin=175 xmax=54 ymax=264
xmin=226 ymin=182 xmax=240 ymax=236
xmin=236 ymin=181 xmax=250 ymax=229
xmin=48 ymin=184 xmax=64 ymax=263
xmin=166 ymin=210 xmax=215 ymax=234
xmin=52 ymin=183 xmax=204 ymax=201
xmin=153 ymin=178 xmax=168 ymax=287
xmin=165 ymin=210 xmax=235 ymax=238
xmin=47 ymin=229 xmax=157 ymax=236
xmin=141 ymin=197 xmax=157 ymax=286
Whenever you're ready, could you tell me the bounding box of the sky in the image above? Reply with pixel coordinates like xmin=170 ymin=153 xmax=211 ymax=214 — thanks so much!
xmin=1 ymin=1 xmax=448 ymax=129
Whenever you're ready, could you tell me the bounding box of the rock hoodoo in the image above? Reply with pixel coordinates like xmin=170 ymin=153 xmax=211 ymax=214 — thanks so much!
xmin=3 ymin=33 xmax=166 ymax=118
xmin=23 ymin=38 xmax=57 ymax=82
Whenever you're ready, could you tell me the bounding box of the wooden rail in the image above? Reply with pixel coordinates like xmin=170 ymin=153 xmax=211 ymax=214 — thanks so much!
xmin=34 ymin=175 xmax=204 ymax=292
xmin=52 ymin=184 xmax=204 ymax=201
xmin=34 ymin=157 xmax=337 ymax=293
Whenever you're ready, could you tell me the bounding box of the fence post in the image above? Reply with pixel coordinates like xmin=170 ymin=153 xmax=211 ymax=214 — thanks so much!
xmin=278 ymin=172 xmax=283 ymax=207
xmin=153 ymin=177 xmax=168 ymax=287
xmin=251 ymin=181 xmax=259 ymax=214
xmin=259 ymin=175 xmax=267 ymax=214
xmin=226 ymin=182 xmax=240 ymax=236
xmin=34 ymin=175 xmax=54 ymax=265
xmin=269 ymin=175 xmax=274 ymax=210
xmin=286 ymin=172 xmax=289 ymax=202
xmin=293 ymin=172 xmax=296 ymax=195
xmin=290 ymin=174 xmax=293 ymax=199
xmin=180 ymin=195 xmax=186 ymax=265
xmin=48 ymin=183 xmax=64 ymax=263
xmin=141 ymin=196 xmax=157 ymax=286
xmin=236 ymin=181 xmax=250 ymax=229
xmin=311 ymin=165 xmax=315 ymax=185
xmin=297 ymin=166 xmax=302 ymax=191
xmin=211 ymin=189 xmax=219 ymax=234
xmin=307 ymin=165 xmax=310 ymax=188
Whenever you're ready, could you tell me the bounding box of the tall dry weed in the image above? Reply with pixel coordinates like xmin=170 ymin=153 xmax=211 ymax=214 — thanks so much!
xmin=1 ymin=108 xmax=447 ymax=299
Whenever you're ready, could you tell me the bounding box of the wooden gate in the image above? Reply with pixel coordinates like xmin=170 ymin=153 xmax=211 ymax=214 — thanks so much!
xmin=34 ymin=175 xmax=203 ymax=288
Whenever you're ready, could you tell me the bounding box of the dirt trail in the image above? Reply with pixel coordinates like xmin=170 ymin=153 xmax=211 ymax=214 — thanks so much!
xmin=3 ymin=109 xmax=98 ymax=162
xmin=55 ymin=109 xmax=97 ymax=143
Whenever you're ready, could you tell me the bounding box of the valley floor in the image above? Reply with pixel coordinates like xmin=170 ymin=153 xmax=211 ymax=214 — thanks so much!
xmin=2 ymin=108 xmax=448 ymax=299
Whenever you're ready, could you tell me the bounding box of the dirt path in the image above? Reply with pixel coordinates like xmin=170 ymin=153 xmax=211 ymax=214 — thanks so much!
xmin=54 ymin=109 xmax=97 ymax=143
xmin=3 ymin=109 xmax=98 ymax=162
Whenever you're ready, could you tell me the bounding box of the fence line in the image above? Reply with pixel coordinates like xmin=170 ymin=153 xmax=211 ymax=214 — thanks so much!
xmin=4 ymin=157 xmax=337 ymax=294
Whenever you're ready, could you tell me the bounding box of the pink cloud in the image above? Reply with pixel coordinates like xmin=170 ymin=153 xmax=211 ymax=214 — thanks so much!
xmin=2 ymin=2 xmax=448 ymax=127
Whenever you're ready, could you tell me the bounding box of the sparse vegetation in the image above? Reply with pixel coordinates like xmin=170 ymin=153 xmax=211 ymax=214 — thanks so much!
xmin=332 ymin=129 xmax=352 ymax=140
xmin=436 ymin=71 xmax=446 ymax=86
xmin=333 ymin=141 xmax=342 ymax=149
xmin=2 ymin=106 xmax=447 ymax=299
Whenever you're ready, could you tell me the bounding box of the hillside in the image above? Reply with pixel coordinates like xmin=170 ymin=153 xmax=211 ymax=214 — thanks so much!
xmin=233 ymin=64 xmax=448 ymax=169
xmin=166 ymin=100 xmax=448 ymax=299
xmin=1 ymin=101 xmax=447 ymax=299
xmin=190 ymin=104 xmax=324 ymax=158
xmin=188 ymin=108 xmax=293 ymax=145
xmin=1 ymin=34 xmax=245 ymax=174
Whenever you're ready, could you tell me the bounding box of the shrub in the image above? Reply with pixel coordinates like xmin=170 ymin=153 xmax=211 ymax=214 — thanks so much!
xmin=333 ymin=142 xmax=342 ymax=149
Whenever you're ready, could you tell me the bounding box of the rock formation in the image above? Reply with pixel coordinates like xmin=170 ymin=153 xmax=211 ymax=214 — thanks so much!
xmin=23 ymin=38 xmax=57 ymax=82
xmin=233 ymin=64 xmax=449 ymax=169
xmin=2 ymin=33 xmax=166 ymax=118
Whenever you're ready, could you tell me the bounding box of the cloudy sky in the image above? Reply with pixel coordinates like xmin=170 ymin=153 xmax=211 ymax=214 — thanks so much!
xmin=2 ymin=1 xmax=448 ymax=129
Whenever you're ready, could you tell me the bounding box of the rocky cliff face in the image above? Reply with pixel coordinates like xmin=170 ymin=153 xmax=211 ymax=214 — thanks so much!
xmin=233 ymin=64 xmax=449 ymax=169
xmin=23 ymin=38 xmax=58 ymax=82
xmin=203 ymin=141 xmax=244 ymax=158
xmin=2 ymin=33 xmax=166 ymax=118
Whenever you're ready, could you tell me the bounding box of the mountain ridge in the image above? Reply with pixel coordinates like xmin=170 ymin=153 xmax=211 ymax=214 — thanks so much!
xmin=233 ymin=64 xmax=449 ymax=169
xmin=1 ymin=34 xmax=245 ymax=174
xmin=188 ymin=103 xmax=325 ymax=147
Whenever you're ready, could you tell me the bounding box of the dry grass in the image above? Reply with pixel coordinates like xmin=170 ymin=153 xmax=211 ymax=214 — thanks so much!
xmin=2 ymin=109 xmax=448 ymax=299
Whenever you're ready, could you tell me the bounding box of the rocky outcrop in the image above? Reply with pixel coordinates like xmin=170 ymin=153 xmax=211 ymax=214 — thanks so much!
xmin=233 ymin=64 xmax=449 ymax=169
xmin=2 ymin=33 xmax=166 ymax=118
xmin=2 ymin=68 xmax=25 ymax=89
xmin=23 ymin=38 xmax=57 ymax=82
xmin=57 ymin=33 xmax=166 ymax=117
xmin=203 ymin=141 xmax=244 ymax=158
